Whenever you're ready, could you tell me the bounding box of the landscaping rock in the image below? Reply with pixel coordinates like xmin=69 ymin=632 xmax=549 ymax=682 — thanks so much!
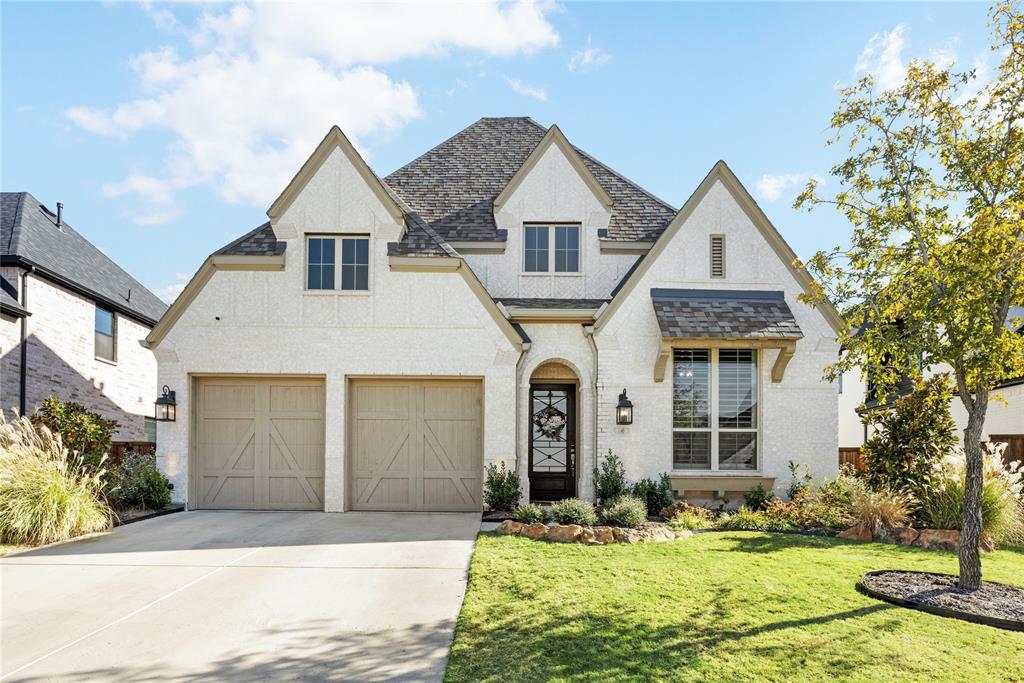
xmin=578 ymin=527 xmax=602 ymax=545
xmin=875 ymin=525 xmax=920 ymax=546
xmin=673 ymin=529 xmax=694 ymax=540
xmin=838 ymin=524 xmax=872 ymax=542
xmin=495 ymin=520 xmax=525 ymax=535
xmin=591 ymin=526 xmax=616 ymax=544
xmin=612 ymin=527 xmax=646 ymax=544
xmin=643 ymin=523 xmax=676 ymax=542
xmin=914 ymin=529 xmax=961 ymax=552
xmin=547 ymin=524 xmax=583 ymax=543
xmin=520 ymin=523 xmax=550 ymax=540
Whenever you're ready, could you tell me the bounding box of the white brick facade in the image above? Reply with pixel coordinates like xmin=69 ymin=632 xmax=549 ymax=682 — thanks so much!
xmin=0 ymin=272 xmax=158 ymax=440
xmin=153 ymin=126 xmax=841 ymax=509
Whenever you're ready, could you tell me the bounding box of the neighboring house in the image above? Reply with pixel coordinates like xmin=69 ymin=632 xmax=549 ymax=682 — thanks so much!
xmin=838 ymin=309 xmax=1024 ymax=460
xmin=1 ymin=192 xmax=167 ymax=441
xmin=148 ymin=117 xmax=843 ymax=512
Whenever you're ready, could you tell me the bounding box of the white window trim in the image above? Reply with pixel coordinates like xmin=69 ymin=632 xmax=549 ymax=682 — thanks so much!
xmin=521 ymin=223 xmax=583 ymax=276
xmin=303 ymin=233 xmax=372 ymax=295
xmin=671 ymin=347 xmax=761 ymax=473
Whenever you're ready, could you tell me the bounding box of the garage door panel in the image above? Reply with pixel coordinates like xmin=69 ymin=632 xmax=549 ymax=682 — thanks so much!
xmin=194 ymin=377 xmax=324 ymax=511
xmin=350 ymin=379 xmax=482 ymax=512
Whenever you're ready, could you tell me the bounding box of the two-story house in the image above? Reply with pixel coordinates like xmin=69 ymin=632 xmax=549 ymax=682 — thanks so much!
xmin=1 ymin=192 xmax=167 ymax=440
xmin=147 ymin=117 xmax=842 ymax=511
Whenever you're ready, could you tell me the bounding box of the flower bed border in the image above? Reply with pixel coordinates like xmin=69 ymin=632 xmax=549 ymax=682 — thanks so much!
xmin=857 ymin=570 xmax=1024 ymax=632
xmin=494 ymin=519 xmax=692 ymax=545
xmin=113 ymin=504 xmax=185 ymax=527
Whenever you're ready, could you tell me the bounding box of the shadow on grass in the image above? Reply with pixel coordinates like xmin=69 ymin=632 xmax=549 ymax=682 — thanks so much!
xmin=447 ymin=589 xmax=900 ymax=682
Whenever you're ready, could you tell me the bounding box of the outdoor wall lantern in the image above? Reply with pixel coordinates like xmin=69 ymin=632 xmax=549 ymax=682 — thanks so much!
xmin=155 ymin=385 xmax=177 ymax=422
xmin=615 ymin=388 xmax=634 ymax=425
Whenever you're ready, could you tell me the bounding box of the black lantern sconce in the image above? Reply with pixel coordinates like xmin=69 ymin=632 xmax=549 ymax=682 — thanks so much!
xmin=155 ymin=385 xmax=177 ymax=422
xmin=615 ymin=388 xmax=633 ymax=425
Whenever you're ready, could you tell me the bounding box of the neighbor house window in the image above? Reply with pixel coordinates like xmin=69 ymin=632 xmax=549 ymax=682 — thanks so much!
xmin=672 ymin=348 xmax=758 ymax=471
xmin=306 ymin=236 xmax=369 ymax=291
xmin=524 ymin=224 xmax=580 ymax=273
xmin=94 ymin=305 xmax=116 ymax=362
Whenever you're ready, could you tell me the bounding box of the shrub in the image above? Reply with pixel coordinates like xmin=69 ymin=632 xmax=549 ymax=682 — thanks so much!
xmin=483 ymin=461 xmax=521 ymax=512
xmin=861 ymin=375 xmax=957 ymax=499
xmin=715 ymin=507 xmax=796 ymax=532
xmin=593 ymin=450 xmax=628 ymax=505
xmin=550 ymin=498 xmax=598 ymax=526
xmin=665 ymin=502 xmax=714 ymax=531
xmin=0 ymin=414 xmax=111 ymax=545
xmin=631 ymin=473 xmax=674 ymax=516
xmin=603 ymin=495 xmax=648 ymax=528
xmin=512 ymin=503 xmax=548 ymax=525
xmin=764 ymin=468 xmax=862 ymax=531
xmin=106 ymin=451 xmax=172 ymax=511
xmin=31 ymin=398 xmax=118 ymax=471
xmin=849 ymin=485 xmax=912 ymax=532
xmin=786 ymin=461 xmax=813 ymax=500
xmin=744 ymin=483 xmax=773 ymax=511
xmin=920 ymin=445 xmax=1024 ymax=547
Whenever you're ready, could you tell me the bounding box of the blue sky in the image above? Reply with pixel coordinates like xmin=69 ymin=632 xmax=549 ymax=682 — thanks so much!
xmin=1 ymin=1 xmax=995 ymax=303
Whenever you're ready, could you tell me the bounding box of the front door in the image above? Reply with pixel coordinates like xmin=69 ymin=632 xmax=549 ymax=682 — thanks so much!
xmin=529 ymin=384 xmax=577 ymax=501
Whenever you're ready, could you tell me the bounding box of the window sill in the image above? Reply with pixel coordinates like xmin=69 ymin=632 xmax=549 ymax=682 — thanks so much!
xmin=519 ymin=272 xmax=584 ymax=278
xmin=669 ymin=470 xmax=762 ymax=476
xmin=302 ymin=290 xmax=372 ymax=297
xmin=94 ymin=356 xmax=117 ymax=367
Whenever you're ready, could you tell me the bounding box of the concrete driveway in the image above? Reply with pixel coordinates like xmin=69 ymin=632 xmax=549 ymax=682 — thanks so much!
xmin=1 ymin=511 xmax=480 ymax=682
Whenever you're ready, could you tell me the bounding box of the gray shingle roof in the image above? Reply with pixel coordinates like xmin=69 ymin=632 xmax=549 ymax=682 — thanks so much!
xmin=0 ymin=287 xmax=29 ymax=317
xmin=497 ymin=298 xmax=607 ymax=309
xmin=215 ymin=221 xmax=286 ymax=256
xmin=1 ymin=192 xmax=167 ymax=324
xmin=651 ymin=289 xmax=803 ymax=339
xmin=384 ymin=117 xmax=677 ymax=246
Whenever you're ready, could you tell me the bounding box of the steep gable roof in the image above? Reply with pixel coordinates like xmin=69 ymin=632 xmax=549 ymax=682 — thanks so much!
xmin=384 ymin=117 xmax=676 ymax=244
xmin=595 ymin=161 xmax=845 ymax=336
xmin=0 ymin=192 xmax=167 ymax=325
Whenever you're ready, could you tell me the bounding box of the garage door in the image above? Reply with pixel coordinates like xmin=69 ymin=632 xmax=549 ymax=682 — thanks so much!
xmin=194 ymin=377 xmax=325 ymax=510
xmin=349 ymin=379 xmax=482 ymax=511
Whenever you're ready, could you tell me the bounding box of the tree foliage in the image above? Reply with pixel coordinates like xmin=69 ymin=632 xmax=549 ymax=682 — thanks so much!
xmin=796 ymin=2 xmax=1024 ymax=587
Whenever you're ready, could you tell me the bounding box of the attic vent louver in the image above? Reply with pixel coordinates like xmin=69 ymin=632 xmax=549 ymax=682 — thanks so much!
xmin=710 ymin=234 xmax=725 ymax=278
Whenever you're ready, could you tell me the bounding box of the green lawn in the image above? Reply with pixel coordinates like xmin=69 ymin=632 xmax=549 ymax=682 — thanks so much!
xmin=446 ymin=532 xmax=1024 ymax=683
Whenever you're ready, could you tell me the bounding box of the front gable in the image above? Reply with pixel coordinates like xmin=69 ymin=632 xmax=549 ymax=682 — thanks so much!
xmin=596 ymin=161 xmax=843 ymax=337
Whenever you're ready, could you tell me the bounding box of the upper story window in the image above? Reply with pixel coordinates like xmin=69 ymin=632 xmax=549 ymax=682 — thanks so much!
xmin=306 ymin=235 xmax=369 ymax=291
xmin=95 ymin=305 xmax=116 ymax=362
xmin=672 ymin=348 xmax=758 ymax=471
xmin=524 ymin=224 xmax=579 ymax=273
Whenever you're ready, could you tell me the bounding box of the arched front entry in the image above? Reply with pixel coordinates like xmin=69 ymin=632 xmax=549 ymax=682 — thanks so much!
xmin=528 ymin=361 xmax=580 ymax=501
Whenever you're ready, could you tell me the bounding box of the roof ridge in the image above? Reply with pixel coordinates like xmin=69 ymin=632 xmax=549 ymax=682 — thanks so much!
xmin=5 ymin=191 xmax=27 ymax=254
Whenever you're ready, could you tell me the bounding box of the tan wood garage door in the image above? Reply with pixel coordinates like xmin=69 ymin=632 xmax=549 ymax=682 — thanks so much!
xmin=193 ymin=377 xmax=325 ymax=510
xmin=348 ymin=379 xmax=482 ymax=511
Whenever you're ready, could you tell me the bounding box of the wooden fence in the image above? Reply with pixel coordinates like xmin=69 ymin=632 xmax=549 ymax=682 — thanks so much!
xmin=110 ymin=441 xmax=156 ymax=466
xmin=840 ymin=435 xmax=1024 ymax=473
xmin=838 ymin=447 xmax=865 ymax=472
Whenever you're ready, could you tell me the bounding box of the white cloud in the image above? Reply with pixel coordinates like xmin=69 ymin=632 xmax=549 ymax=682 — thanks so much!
xmin=755 ymin=173 xmax=821 ymax=203
xmin=504 ymin=76 xmax=547 ymax=101
xmin=855 ymin=25 xmax=908 ymax=91
xmin=68 ymin=1 xmax=559 ymax=211
xmin=154 ymin=272 xmax=190 ymax=304
xmin=568 ymin=38 xmax=610 ymax=72
xmin=446 ymin=78 xmax=468 ymax=98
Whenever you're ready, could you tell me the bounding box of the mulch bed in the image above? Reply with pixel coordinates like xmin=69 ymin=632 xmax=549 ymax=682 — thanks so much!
xmin=859 ymin=570 xmax=1024 ymax=631
xmin=113 ymin=504 xmax=185 ymax=527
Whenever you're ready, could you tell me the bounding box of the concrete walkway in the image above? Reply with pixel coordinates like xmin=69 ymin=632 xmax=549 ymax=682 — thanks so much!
xmin=1 ymin=511 xmax=481 ymax=682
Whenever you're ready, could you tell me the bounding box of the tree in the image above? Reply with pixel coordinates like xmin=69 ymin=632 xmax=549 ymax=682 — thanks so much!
xmin=796 ymin=1 xmax=1024 ymax=588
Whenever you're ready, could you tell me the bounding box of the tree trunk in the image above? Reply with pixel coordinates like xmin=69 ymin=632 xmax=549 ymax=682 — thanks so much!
xmin=958 ymin=399 xmax=987 ymax=590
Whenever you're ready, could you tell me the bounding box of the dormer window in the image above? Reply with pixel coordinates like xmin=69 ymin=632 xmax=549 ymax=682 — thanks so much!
xmin=307 ymin=235 xmax=369 ymax=291
xmin=524 ymin=224 xmax=579 ymax=273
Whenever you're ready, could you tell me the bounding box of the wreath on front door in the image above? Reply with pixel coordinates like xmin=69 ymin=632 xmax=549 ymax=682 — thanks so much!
xmin=534 ymin=404 xmax=567 ymax=440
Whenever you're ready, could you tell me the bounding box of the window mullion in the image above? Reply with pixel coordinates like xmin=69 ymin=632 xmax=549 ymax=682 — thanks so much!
xmin=711 ymin=348 xmax=719 ymax=472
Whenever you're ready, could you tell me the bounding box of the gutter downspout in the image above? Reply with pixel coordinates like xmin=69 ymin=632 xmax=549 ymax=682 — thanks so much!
xmin=583 ymin=323 xmax=599 ymax=500
xmin=18 ymin=266 xmax=32 ymax=415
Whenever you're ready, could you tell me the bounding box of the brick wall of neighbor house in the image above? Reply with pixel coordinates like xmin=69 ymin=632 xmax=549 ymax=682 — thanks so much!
xmin=597 ymin=179 xmax=840 ymax=497
xmin=465 ymin=140 xmax=638 ymax=298
xmin=0 ymin=273 xmax=157 ymax=440
xmin=0 ymin=315 xmax=22 ymax=396
xmin=155 ymin=145 xmax=521 ymax=509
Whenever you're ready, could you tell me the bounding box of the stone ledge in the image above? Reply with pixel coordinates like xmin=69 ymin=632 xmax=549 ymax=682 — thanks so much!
xmin=494 ymin=519 xmax=693 ymax=545
xmin=837 ymin=525 xmax=994 ymax=552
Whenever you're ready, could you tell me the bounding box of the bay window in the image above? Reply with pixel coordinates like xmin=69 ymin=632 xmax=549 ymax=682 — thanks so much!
xmin=672 ymin=348 xmax=758 ymax=471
